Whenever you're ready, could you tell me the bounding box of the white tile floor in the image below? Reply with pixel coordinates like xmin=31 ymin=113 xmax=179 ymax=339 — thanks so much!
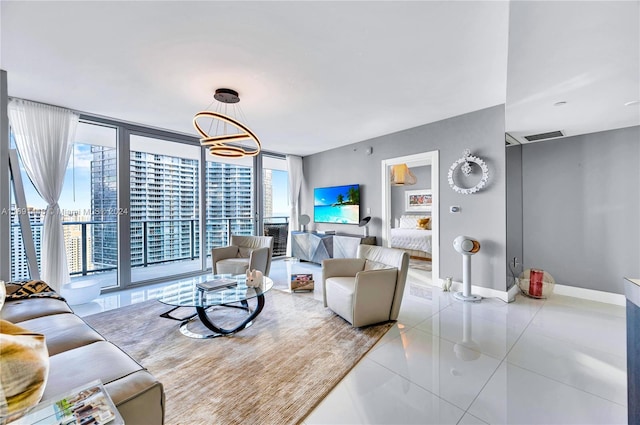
xmin=74 ymin=259 xmax=628 ymax=425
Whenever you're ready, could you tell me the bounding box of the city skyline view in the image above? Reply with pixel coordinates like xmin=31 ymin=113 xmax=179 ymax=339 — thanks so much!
xmin=13 ymin=143 xmax=290 ymax=218
xmin=9 ymin=125 xmax=290 ymax=281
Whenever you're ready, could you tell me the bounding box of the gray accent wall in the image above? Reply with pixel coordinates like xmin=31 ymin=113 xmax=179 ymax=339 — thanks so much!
xmin=522 ymin=126 xmax=640 ymax=294
xmin=302 ymin=105 xmax=507 ymax=291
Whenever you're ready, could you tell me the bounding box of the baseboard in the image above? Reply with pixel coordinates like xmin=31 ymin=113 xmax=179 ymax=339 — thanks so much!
xmin=552 ymin=284 xmax=625 ymax=306
xmin=432 ymin=279 xmax=625 ymax=305
xmin=438 ymin=279 xmax=513 ymax=303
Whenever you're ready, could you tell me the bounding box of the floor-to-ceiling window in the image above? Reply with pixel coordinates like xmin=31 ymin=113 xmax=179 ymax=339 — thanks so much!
xmin=7 ymin=107 xmax=291 ymax=291
xmin=9 ymin=121 xmax=120 ymax=287
xmin=129 ymin=134 xmax=201 ymax=283
xmin=204 ymin=152 xmax=254 ymax=268
xmin=262 ymin=154 xmax=289 ymax=257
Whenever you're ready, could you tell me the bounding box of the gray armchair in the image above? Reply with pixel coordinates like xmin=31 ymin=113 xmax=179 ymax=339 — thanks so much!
xmin=212 ymin=235 xmax=274 ymax=276
xmin=322 ymin=245 xmax=409 ymax=327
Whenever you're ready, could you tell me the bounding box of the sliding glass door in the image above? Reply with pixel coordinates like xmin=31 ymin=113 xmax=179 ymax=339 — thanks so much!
xmin=129 ymin=134 xmax=201 ymax=283
xmin=262 ymin=155 xmax=289 ymax=257
xmin=204 ymin=153 xmax=254 ymax=268
xmin=8 ymin=113 xmax=285 ymax=290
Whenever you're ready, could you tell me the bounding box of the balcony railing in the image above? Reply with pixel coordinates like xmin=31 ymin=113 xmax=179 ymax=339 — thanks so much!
xmin=10 ymin=216 xmax=289 ymax=280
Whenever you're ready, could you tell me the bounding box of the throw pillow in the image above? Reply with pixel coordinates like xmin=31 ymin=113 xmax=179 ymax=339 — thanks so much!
xmin=417 ymin=217 xmax=431 ymax=230
xmin=5 ymin=280 xmax=64 ymax=302
xmin=0 ymin=320 xmax=49 ymax=420
xmin=398 ymin=215 xmax=419 ymax=229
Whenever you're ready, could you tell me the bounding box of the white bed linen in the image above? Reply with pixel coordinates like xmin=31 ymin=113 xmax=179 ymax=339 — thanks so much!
xmin=390 ymin=228 xmax=432 ymax=253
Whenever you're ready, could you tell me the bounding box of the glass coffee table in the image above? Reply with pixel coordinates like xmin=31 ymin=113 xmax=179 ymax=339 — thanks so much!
xmin=158 ymin=274 xmax=273 ymax=339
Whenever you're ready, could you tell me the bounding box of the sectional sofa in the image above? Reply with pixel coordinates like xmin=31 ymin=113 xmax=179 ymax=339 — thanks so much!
xmin=0 ymin=283 xmax=164 ymax=424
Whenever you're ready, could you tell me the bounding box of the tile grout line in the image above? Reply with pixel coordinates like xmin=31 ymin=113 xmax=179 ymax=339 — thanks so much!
xmin=458 ymin=294 xmax=548 ymax=420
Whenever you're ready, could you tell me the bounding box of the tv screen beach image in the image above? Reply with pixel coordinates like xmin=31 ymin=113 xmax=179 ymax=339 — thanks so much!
xmin=314 ymin=184 xmax=360 ymax=224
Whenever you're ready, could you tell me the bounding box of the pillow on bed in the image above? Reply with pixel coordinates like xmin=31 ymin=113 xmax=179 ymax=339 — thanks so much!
xmin=399 ymin=215 xmax=429 ymax=229
xmin=399 ymin=215 xmax=418 ymax=229
xmin=417 ymin=217 xmax=431 ymax=230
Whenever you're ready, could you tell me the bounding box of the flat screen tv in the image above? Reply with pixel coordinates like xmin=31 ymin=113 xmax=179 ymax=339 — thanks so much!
xmin=314 ymin=184 xmax=360 ymax=225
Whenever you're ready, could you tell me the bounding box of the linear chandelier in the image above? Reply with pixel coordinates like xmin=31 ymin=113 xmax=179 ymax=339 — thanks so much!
xmin=193 ymin=88 xmax=261 ymax=158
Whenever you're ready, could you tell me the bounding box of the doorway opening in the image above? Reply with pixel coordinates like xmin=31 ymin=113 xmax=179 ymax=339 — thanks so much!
xmin=381 ymin=151 xmax=440 ymax=287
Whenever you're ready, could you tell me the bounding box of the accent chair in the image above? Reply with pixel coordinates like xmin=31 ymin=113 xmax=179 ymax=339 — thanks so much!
xmin=322 ymin=244 xmax=409 ymax=327
xmin=212 ymin=235 xmax=274 ymax=276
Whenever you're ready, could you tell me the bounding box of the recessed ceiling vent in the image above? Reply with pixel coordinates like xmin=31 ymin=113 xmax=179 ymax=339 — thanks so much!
xmin=524 ymin=130 xmax=565 ymax=142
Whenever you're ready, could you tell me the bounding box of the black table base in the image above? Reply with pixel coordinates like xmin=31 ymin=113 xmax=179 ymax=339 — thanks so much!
xmin=160 ymin=293 xmax=266 ymax=339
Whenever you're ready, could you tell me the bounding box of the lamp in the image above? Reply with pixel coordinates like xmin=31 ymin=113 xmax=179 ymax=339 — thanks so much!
xmin=193 ymin=88 xmax=261 ymax=158
xmin=299 ymin=214 xmax=311 ymax=232
xmin=359 ymin=216 xmax=371 ymax=237
xmin=390 ymin=164 xmax=417 ymax=186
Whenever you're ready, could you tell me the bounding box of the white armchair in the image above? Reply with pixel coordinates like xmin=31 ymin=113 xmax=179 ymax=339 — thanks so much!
xmin=322 ymin=245 xmax=409 ymax=327
xmin=212 ymin=235 xmax=274 ymax=276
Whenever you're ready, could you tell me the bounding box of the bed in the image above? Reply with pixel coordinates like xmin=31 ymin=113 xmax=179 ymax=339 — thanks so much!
xmin=390 ymin=214 xmax=432 ymax=260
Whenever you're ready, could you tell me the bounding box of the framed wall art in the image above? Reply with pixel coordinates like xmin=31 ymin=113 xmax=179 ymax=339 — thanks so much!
xmin=405 ymin=189 xmax=432 ymax=212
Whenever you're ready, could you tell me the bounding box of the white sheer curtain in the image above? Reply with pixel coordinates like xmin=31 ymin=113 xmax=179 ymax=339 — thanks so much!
xmin=8 ymin=99 xmax=79 ymax=291
xmin=286 ymin=155 xmax=303 ymax=257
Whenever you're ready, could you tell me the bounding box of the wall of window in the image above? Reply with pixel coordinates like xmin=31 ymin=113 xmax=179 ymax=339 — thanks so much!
xmin=6 ymin=109 xmax=290 ymax=291
xmin=129 ymin=135 xmax=201 ymax=282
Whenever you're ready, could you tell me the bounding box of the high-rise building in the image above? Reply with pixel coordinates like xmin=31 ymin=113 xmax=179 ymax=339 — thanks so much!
xmin=63 ymin=213 xmax=92 ymax=275
xmin=91 ymin=145 xmax=118 ymax=269
xmin=263 ymin=169 xmax=273 ymax=219
xmin=90 ymin=148 xmax=255 ymax=268
xmin=205 ymin=161 xmax=254 ymax=248
xmin=9 ymin=206 xmax=44 ymax=281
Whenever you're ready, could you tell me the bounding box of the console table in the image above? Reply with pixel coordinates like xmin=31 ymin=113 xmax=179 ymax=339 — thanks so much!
xmin=291 ymin=231 xmax=376 ymax=263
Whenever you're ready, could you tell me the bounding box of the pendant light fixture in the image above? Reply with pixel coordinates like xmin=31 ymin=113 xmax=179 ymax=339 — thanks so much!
xmin=390 ymin=163 xmax=417 ymax=186
xmin=193 ymin=88 xmax=261 ymax=158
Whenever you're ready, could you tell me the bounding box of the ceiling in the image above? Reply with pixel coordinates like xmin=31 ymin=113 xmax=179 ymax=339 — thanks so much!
xmin=1 ymin=1 xmax=638 ymax=156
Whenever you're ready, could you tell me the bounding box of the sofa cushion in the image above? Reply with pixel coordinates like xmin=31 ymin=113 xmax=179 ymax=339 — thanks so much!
xmin=0 ymin=298 xmax=73 ymax=324
xmin=325 ymin=277 xmax=356 ymax=324
xmin=44 ymin=341 xmax=144 ymax=401
xmin=0 ymin=320 xmax=49 ymax=419
xmin=18 ymin=313 xmax=105 ymax=356
xmin=216 ymin=257 xmax=250 ymax=275
xmin=105 ymin=370 xmax=164 ymax=425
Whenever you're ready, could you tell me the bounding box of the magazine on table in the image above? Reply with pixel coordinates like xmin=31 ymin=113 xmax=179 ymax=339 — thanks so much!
xmin=291 ymin=273 xmax=313 ymax=282
xmin=10 ymin=380 xmax=123 ymax=425
xmin=196 ymin=278 xmax=237 ymax=291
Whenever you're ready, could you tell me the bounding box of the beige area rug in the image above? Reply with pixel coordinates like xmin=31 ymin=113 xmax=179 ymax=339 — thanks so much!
xmin=84 ymin=290 xmax=392 ymax=425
